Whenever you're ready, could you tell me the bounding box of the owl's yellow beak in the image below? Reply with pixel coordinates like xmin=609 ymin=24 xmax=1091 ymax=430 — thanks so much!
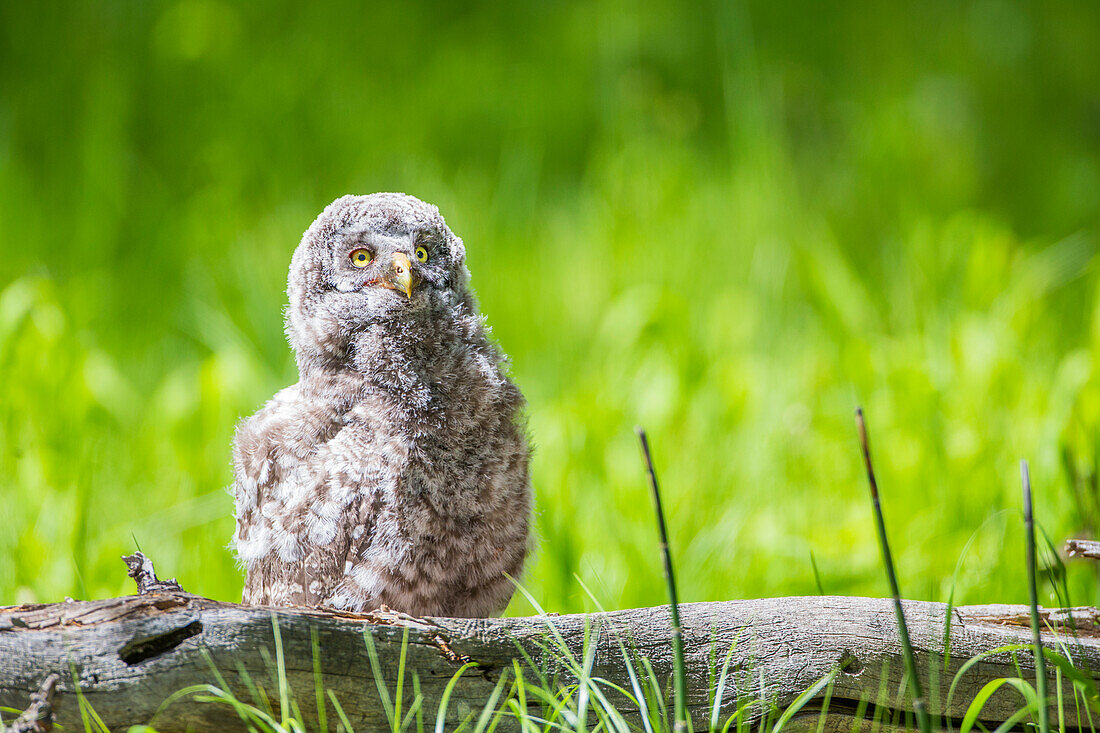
xmin=382 ymin=252 xmax=419 ymax=299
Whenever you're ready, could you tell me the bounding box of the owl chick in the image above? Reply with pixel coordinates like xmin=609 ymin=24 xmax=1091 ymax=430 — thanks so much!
xmin=231 ymin=193 xmax=532 ymax=618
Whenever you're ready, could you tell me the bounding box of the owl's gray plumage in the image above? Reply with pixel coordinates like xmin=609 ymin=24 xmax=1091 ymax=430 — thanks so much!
xmin=231 ymin=193 xmax=532 ymax=617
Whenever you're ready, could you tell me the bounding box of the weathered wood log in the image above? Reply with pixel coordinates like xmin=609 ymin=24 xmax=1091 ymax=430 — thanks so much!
xmin=2 ymin=594 xmax=1099 ymax=732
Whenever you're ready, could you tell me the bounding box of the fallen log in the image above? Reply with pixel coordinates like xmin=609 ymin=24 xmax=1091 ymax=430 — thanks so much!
xmin=2 ymin=593 xmax=1099 ymax=732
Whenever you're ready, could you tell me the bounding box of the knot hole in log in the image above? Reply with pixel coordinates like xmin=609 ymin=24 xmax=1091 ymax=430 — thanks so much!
xmin=839 ymin=652 xmax=863 ymax=675
xmin=118 ymin=620 xmax=203 ymax=665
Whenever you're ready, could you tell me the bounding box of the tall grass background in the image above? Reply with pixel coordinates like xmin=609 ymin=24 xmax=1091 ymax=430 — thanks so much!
xmin=1 ymin=1 xmax=1100 ymax=613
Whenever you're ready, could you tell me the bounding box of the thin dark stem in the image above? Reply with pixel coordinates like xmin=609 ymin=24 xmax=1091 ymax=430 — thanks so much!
xmin=637 ymin=426 xmax=688 ymax=733
xmin=855 ymin=408 xmax=931 ymax=733
xmin=1022 ymin=460 xmax=1050 ymax=733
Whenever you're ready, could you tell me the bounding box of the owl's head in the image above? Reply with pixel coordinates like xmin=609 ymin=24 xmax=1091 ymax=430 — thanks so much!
xmin=285 ymin=193 xmax=471 ymax=370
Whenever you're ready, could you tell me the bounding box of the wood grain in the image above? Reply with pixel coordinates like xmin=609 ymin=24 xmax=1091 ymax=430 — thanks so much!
xmin=2 ymin=595 xmax=1098 ymax=731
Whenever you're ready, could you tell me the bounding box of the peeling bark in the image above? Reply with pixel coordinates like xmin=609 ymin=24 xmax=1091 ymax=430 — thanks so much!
xmin=1 ymin=595 xmax=1098 ymax=731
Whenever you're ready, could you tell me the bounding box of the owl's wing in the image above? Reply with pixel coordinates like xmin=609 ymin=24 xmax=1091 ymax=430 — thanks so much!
xmin=234 ymin=394 xmax=397 ymax=610
xmin=233 ymin=386 xmax=303 ymax=605
xmin=289 ymin=425 xmax=386 ymax=609
xmin=301 ymin=422 xmax=406 ymax=611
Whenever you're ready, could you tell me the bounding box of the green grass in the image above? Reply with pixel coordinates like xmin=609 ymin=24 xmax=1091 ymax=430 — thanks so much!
xmin=4 ymin=608 xmax=1094 ymax=733
xmin=2 ymin=1 xmax=1100 ymax=614
xmin=3 ymin=408 xmax=1097 ymax=732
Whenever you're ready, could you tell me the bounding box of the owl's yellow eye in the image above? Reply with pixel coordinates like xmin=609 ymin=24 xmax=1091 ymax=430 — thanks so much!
xmin=350 ymin=249 xmax=372 ymax=267
xmin=414 ymin=246 xmax=429 ymax=263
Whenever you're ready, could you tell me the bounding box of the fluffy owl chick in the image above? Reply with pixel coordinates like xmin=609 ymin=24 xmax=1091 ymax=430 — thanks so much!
xmin=232 ymin=193 xmax=532 ymax=618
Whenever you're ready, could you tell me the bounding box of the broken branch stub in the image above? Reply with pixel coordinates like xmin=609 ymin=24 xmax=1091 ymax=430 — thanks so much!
xmin=1065 ymin=538 xmax=1100 ymax=561
xmin=5 ymin=673 xmax=60 ymax=733
xmin=121 ymin=551 xmax=185 ymax=595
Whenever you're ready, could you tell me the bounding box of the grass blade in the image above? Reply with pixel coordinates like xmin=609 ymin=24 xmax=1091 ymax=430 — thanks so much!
xmin=771 ymin=668 xmax=840 ymax=733
xmin=396 ymin=626 xmax=410 ymax=733
xmin=363 ymin=627 xmax=396 ymax=726
xmin=637 ymin=426 xmax=689 ymax=733
xmin=270 ymin=614 xmax=293 ymax=727
xmin=436 ymin=662 xmax=480 ymax=733
xmin=960 ymin=677 xmax=1037 ymax=733
xmin=473 ymin=669 xmax=511 ymax=733
xmin=809 ymin=551 xmax=826 ymax=596
xmin=411 ymin=671 xmax=426 ymax=733
xmin=311 ymin=625 xmax=328 ymax=733
xmin=328 ymin=688 xmax=355 ymax=733
xmin=855 ymin=408 xmax=931 ymax=733
xmin=711 ymin=637 xmax=741 ymax=733
xmin=1022 ymin=460 xmax=1051 ymax=733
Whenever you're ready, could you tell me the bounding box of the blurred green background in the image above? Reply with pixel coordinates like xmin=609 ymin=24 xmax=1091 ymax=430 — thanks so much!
xmin=2 ymin=1 xmax=1099 ymax=615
